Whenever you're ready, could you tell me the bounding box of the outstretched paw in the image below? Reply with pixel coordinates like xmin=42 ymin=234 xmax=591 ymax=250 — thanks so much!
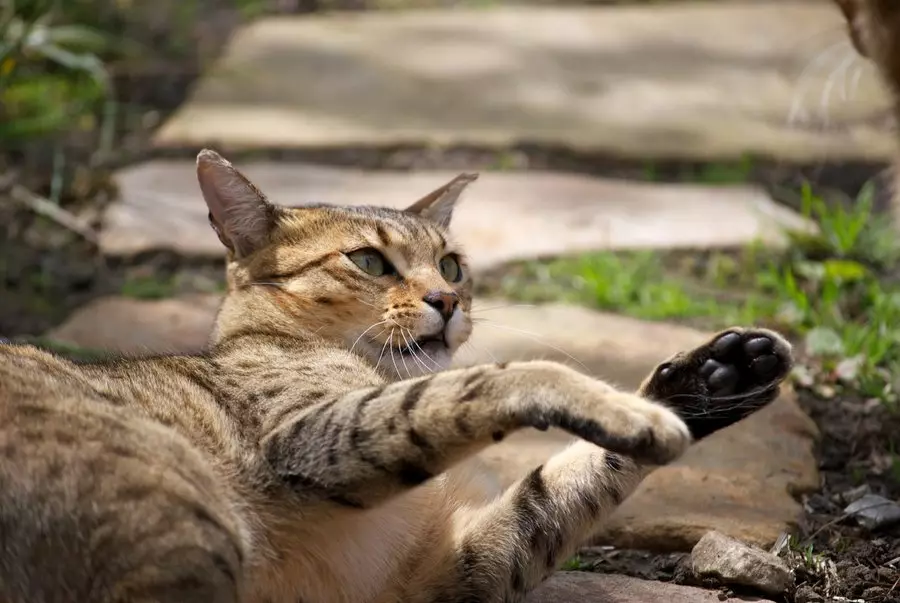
xmin=640 ymin=328 xmax=793 ymax=440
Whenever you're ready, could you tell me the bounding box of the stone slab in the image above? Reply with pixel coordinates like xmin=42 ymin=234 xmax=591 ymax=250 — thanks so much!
xmin=102 ymin=159 xmax=813 ymax=268
xmin=527 ymin=572 xmax=775 ymax=603
xmin=48 ymin=296 xmax=820 ymax=552
xmin=47 ymin=294 xmax=220 ymax=356
xmin=152 ymin=2 xmax=893 ymax=162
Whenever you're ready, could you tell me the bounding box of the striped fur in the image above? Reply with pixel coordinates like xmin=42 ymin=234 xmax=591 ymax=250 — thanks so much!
xmin=832 ymin=0 xmax=900 ymax=226
xmin=0 ymin=150 xmax=793 ymax=603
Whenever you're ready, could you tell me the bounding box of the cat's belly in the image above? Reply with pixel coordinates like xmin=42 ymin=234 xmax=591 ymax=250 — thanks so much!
xmin=244 ymin=481 xmax=444 ymax=603
xmin=244 ymin=460 xmax=503 ymax=603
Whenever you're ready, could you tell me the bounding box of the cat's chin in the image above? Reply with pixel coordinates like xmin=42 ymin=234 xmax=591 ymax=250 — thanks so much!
xmin=374 ymin=342 xmax=455 ymax=380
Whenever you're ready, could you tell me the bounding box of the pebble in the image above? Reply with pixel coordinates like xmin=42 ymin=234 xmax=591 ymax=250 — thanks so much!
xmin=844 ymin=494 xmax=900 ymax=531
xmin=691 ymin=530 xmax=794 ymax=596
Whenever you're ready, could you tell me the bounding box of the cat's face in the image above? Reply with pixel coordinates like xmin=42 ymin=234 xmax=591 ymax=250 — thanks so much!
xmin=834 ymin=0 xmax=900 ymax=88
xmin=197 ymin=150 xmax=476 ymax=379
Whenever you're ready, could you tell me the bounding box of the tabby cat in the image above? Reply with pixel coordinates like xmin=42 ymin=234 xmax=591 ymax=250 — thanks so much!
xmin=833 ymin=0 xmax=900 ymax=222
xmin=0 ymin=150 xmax=793 ymax=603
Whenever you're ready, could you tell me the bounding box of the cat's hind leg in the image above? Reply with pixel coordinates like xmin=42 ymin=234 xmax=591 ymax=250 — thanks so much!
xmin=0 ymin=397 xmax=247 ymax=603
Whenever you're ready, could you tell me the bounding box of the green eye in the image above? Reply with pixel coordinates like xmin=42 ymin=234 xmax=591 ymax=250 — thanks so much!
xmin=347 ymin=248 xmax=394 ymax=276
xmin=439 ymin=254 xmax=462 ymax=283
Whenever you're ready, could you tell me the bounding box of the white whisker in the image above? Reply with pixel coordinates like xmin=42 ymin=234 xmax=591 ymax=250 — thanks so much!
xmin=377 ymin=330 xmax=392 ymax=367
xmin=461 ymin=340 xmax=500 ymax=365
xmin=472 ymin=319 xmax=588 ymax=373
xmin=470 ymin=303 xmax=538 ymax=315
xmin=397 ymin=330 xmax=413 ymax=379
xmin=401 ymin=330 xmax=434 ymax=375
xmin=404 ymin=328 xmax=441 ymax=370
xmin=837 ymin=52 xmax=858 ymax=102
xmin=788 ymin=42 xmax=848 ymax=126
xmin=820 ymin=52 xmax=856 ymax=121
xmin=388 ymin=330 xmax=402 ymax=381
xmin=849 ymin=64 xmax=865 ymax=100
xmin=349 ymin=320 xmax=389 ymax=356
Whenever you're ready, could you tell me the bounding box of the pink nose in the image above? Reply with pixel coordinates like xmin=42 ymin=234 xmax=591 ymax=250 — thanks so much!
xmin=423 ymin=291 xmax=458 ymax=321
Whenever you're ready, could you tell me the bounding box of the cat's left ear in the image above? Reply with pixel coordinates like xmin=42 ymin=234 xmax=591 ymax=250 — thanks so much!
xmin=404 ymin=172 xmax=478 ymax=228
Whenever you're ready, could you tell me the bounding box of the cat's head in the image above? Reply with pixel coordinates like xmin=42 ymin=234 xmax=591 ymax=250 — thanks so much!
xmin=834 ymin=0 xmax=900 ymax=91
xmin=197 ymin=149 xmax=477 ymax=380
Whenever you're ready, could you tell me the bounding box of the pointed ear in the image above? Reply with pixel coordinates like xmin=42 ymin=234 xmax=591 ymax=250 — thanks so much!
xmin=404 ymin=172 xmax=478 ymax=228
xmin=196 ymin=149 xmax=277 ymax=258
xmin=833 ymin=0 xmax=856 ymax=21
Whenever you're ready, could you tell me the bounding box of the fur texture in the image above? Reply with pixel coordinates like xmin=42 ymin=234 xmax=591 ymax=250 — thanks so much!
xmin=833 ymin=0 xmax=900 ymax=223
xmin=0 ymin=150 xmax=793 ymax=603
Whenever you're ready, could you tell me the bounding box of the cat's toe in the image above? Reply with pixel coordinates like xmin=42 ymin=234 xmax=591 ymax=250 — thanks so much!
xmin=643 ymin=328 xmax=793 ymax=440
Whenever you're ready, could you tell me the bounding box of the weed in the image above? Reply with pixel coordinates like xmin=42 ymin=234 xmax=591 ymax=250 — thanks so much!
xmin=489 ymin=180 xmax=900 ymax=409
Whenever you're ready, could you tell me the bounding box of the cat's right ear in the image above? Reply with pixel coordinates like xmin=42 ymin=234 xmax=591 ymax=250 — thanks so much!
xmin=196 ymin=149 xmax=277 ymax=258
xmin=404 ymin=172 xmax=479 ymax=228
xmin=833 ymin=0 xmax=857 ymax=21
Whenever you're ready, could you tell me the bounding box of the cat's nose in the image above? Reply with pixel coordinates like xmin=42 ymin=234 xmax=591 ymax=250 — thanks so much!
xmin=423 ymin=290 xmax=459 ymax=322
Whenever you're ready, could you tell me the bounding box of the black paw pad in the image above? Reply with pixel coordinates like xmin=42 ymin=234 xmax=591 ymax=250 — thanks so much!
xmin=710 ymin=332 xmax=742 ymax=360
xmin=750 ymin=354 xmax=779 ymax=378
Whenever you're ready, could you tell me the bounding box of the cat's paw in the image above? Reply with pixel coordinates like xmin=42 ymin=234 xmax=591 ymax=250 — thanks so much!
xmin=641 ymin=327 xmax=793 ymax=440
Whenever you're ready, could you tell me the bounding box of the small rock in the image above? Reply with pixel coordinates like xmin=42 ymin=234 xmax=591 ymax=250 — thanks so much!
xmin=794 ymin=585 xmax=824 ymax=603
xmin=836 ymin=484 xmax=871 ymax=506
xmin=691 ymin=530 xmax=793 ymax=595
xmin=844 ymin=494 xmax=900 ymax=531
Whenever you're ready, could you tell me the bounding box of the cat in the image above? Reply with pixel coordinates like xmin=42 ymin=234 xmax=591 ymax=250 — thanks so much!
xmin=833 ymin=0 xmax=900 ymax=222
xmin=0 ymin=149 xmax=793 ymax=603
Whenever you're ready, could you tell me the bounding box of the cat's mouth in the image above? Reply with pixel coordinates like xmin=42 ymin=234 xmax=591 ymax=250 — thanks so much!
xmin=397 ymin=333 xmax=447 ymax=357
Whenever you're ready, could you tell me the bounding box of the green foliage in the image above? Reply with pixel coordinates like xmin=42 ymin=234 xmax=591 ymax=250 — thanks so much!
xmin=0 ymin=0 xmax=114 ymax=142
xmin=494 ymin=180 xmax=900 ymax=409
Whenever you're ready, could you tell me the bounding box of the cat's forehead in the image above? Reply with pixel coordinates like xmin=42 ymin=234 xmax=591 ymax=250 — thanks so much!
xmin=277 ymin=204 xmax=458 ymax=254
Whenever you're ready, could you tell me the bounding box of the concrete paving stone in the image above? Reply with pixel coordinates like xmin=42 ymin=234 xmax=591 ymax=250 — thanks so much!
xmin=152 ymin=2 xmax=893 ymax=162
xmin=102 ymin=159 xmax=814 ymax=268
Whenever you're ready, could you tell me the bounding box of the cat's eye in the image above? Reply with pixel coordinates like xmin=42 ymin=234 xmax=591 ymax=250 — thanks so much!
xmin=346 ymin=248 xmax=395 ymax=277
xmin=439 ymin=254 xmax=462 ymax=283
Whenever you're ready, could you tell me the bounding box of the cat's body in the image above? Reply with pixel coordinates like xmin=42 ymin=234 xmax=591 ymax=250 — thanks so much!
xmin=833 ymin=0 xmax=900 ymax=222
xmin=0 ymin=151 xmax=793 ymax=603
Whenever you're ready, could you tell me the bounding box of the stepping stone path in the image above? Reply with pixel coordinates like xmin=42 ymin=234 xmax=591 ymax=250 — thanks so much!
xmin=102 ymin=159 xmax=813 ymax=267
xmin=48 ymin=0 xmax=844 ymax=599
xmin=153 ymin=1 xmax=893 ymax=161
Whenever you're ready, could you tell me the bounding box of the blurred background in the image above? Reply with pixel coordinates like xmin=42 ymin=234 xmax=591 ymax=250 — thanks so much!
xmin=3 ymin=0 xmax=900 ymax=598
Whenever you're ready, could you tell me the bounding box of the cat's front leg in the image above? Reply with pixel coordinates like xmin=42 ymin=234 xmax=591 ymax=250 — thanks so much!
xmin=260 ymin=360 xmax=691 ymax=509
xmin=400 ymin=327 xmax=793 ymax=603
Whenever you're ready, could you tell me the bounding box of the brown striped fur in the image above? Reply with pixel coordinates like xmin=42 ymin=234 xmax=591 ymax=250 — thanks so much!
xmin=833 ymin=0 xmax=900 ymax=224
xmin=0 ymin=150 xmax=793 ymax=603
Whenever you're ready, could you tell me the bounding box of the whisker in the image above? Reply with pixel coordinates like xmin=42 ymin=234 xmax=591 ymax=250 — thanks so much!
xmin=462 ymin=340 xmax=500 ymax=365
xmin=402 ymin=331 xmax=434 ymax=375
xmin=788 ymin=41 xmax=848 ymax=126
xmin=472 ymin=318 xmax=589 ymax=373
xmin=837 ymin=52 xmax=858 ymax=102
xmin=404 ymin=328 xmax=441 ymax=370
xmin=349 ymin=320 xmax=390 ymax=356
xmin=820 ymin=51 xmax=856 ymax=122
xmin=396 ymin=330 xmax=413 ymax=379
xmin=470 ymin=303 xmax=539 ymax=315
xmin=377 ymin=330 xmax=393 ymax=367
xmin=388 ymin=330 xmax=402 ymax=381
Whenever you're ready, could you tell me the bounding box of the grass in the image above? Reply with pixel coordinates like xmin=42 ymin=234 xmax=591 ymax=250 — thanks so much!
xmin=485 ymin=181 xmax=900 ymax=410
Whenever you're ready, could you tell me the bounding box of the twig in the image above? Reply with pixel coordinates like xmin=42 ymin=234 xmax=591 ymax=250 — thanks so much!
xmin=8 ymin=183 xmax=99 ymax=245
